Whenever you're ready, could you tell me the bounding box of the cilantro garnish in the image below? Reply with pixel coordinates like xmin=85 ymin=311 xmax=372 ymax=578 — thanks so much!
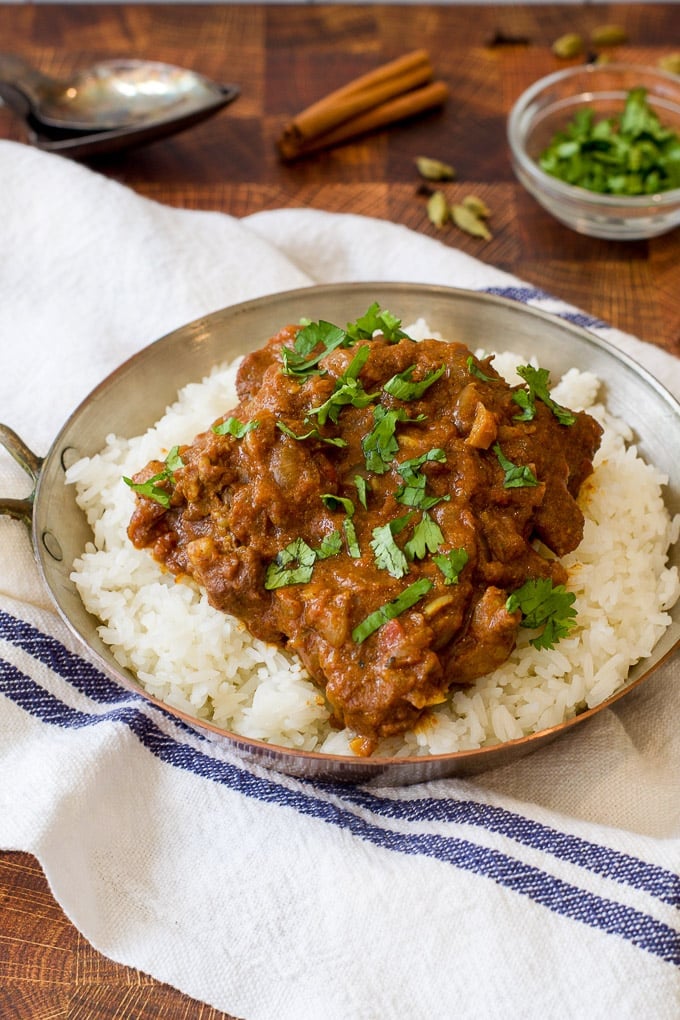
xmin=276 ymin=422 xmax=347 ymax=448
xmin=354 ymin=475 xmax=369 ymax=509
xmin=383 ymin=363 xmax=445 ymax=401
xmin=281 ymin=320 xmax=347 ymax=378
xmin=308 ymin=346 xmax=379 ymax=425
xmin=506 ymin=578 xmax=577 ymax=650
xmin=466 ymin=355 xmax=496 ymax=383
xmin=123 ymin=446 xmax=183 ymax=508
xmin=321 ymin=494 xmax=355 ymax=514
xmin=212 ymin=417 xmax=259 ymax=438
xmin=316 ymin=530 xmax=343 ymax=560
xmin=343 ymin=518 xmax=361 ymax=558
xmin=264 ymin=537 xmax=317 ymax=589
xmin=539 ymin=87 xmax=680 ymax=196
xmin=280 ymin=304 xmax=410 ymax=379
xmin=320 ymin=493 xmax=361 ymax=556
xmin=433 ymin=547 xmax=469 ymax=585
xmin=493 ymin=443 xmax=539 ymax=489
xmin=404 ymin=511 xmax=444 ymax=561
xmin=395 ymin=448 xmax=448 ymax=509
xmin=362 ymin=406 xmax=410 ymax=474
xmin=264 ymin=531 xmax=341 ymax=589
xmin=370 ymin=514 xmax=413 ymax=578
xmin=352 ymin=577 xmax=433 ymax=643
xmin=512 ymin=365 xmax=576 ymax=426
xmin=345 ymin=302 xmax=410 ymax=344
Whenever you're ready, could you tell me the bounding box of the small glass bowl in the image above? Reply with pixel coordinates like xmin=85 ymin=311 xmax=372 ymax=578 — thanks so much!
xmin=507 ymin=63 xmax=680 ymax=240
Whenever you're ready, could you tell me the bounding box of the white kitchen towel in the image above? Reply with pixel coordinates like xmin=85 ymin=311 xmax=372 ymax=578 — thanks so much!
xmin=0 ymin=139 xmax=678 ymax=1020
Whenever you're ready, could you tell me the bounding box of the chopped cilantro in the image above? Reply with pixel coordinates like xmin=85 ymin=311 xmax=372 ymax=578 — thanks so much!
xmin=345 ymin=302 xmax=411 ymax=344
xmin=123 ymin=446 xmax=183 ymax=508
xmin=212 ymin=417 xmax=259 ymax=438
xmin=404 ymin=511 xmax=444 ymax=561
xmin=343 ymin=518 xmax=361 ymax=558
xmin=308 ymin=345 xmax=379 ymax=425
xmin=354 ymin=475 xmax=369 ymax=509
xmin=276 ymin=422 xmax=347 ymax=448
xmin=352 ymin=577 xmax=434 ymax=644
xmin=370 ymin=515 xmax=413 ymax=578
xmin=264 ymin=531 xmax=341 ymax=589
xmin=513 ymin=365 xmax=576 ymax=426
xmin=281 ymin=320 xmax=347 ymax=377
xmin=395 ymin=448 xmax=448 ymax=509
xmin=362 ymin=406 xmax=410 ymax=474
xmin=493 ymin=443 xmax=539 ymax=489
xmin=466 ymin=355 xmax=496 ymax=383
xmin=383 ymin=363 xmax=445 ymax=400
xmin=264 ymin=537 xmax=317 ymax=589
xmin=539 ymin=87 xmax=680 ymax=196
xmin=321 ymin=493 xmax=355 ymax=514
xmin=506 ymin=578 xmax=577 ymax=650
xmin=316 ymin=530 xmax=343 ymax=560
xmin=433 ymin=547 xmax=469 ymax=585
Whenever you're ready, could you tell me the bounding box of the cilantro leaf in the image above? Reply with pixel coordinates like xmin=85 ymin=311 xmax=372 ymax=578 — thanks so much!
xmin=264 ymin=531 xmax=342 ymax=589
xmin=352 ymin=577 xmax=433 ymax=644
xmin=281 ymin=320 xmax=348 ymax=377
xmin=395 ymin=448 xmax=448 ymax=509
xmin=123 ymin=446 xmax=183 ymax=508
xmin=383 ymin=363 xmax=445 ymax=401
xmin=316 ymin=530 xmax=343 ymax=560
xmin=343 ymin=518 xmax=361 ymax=558
xmin=345 ymin=302 xmax=410 ymax=344
xmin=212 ymin=417 xmax=259 ymax=438
xmin=354 ymin=475 xmax=369 ymax=509
xmin=370 ymin=516 xmax=413 ymax=578
xmin=362 ymin=405 xmax=409 ymax=474
xmin=493 ymin=443 xmax=539 ymax=489
xmin=308 ymin=345 xmax=379 ymax=425
xmin=321 ymin=494 xmax=355 ymax=514
xmin=466 ymin=355 xmax=496 ymax=383
xmin=264 ymin=537 xmax=317 ymax=589
xmin=404 ymin=511 xmax=444 ymax=560
xmin=433 ymin=547 xmax=469 ymax=585
xmin=514 ymin=365 xmax=576 ymax=426
xmin=506 ymin=578 xmax=577 ymax=650
xmin=276 ymin=422 xmax=347 ymax=448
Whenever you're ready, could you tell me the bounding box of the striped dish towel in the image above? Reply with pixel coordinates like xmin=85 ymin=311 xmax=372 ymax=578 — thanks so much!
xmin=1 ymin=141 xmax=679 ymax=1020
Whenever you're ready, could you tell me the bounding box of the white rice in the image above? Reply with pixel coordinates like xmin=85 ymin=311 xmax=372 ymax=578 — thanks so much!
xmin=67 ymin=331 xmax=680 ymax=757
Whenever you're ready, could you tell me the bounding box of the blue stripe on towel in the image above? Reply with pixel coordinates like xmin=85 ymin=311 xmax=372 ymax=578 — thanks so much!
xmin=2 ymin=640 xmax=679 ymax=965
xmin=483 ymin=286 xmax=608 ymax=331
xmin=337 ymin=788 xmax=680 ymax=909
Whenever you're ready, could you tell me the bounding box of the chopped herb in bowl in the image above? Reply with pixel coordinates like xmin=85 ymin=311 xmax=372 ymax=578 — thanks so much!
xmin=539 ymin=87 xmax=680 ymax=196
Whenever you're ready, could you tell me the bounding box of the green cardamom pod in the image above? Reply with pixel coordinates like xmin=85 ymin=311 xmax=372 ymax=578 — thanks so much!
xmin=451 ymin=204 xmax=492 ymax=240
xmin=462 ymin=195 xmax=491 ymax=219
xmin=590 ymin=24 xmax=628 ymax=46
xmin=427 ymin=190 xmax=451 ymax=229
xmin=552 ymin=33 xmax=584 ymax=59
xmin=416 ymin=156 xmax=457 ymax=182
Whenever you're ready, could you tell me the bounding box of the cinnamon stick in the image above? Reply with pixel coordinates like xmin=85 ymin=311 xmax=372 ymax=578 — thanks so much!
xmin=278 ymin=49 xmax=441 ymax=161
xmin=283 ymin=81 xmax=450 ymax=160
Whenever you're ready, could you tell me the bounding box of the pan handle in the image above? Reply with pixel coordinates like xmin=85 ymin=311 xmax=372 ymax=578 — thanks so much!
xmin=0 ymin=423 xmax=43 ymax=526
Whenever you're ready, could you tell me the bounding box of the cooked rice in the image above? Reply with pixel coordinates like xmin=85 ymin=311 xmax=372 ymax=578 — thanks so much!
xmin=67 ymin=329 xmax=680 ymax=757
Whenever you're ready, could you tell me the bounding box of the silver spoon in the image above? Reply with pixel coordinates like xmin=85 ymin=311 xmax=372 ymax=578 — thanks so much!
xmin=0 ymin=54 xmax=239 ymax=137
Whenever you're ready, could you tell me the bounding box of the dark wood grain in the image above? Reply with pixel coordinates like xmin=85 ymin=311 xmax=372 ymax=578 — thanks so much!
xmin=1 ymin=5 xmax=678 ymax=1016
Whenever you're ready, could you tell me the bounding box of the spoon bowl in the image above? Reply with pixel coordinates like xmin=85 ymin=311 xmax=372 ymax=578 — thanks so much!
xmin=0 ymin=54 xmax=239 ymax=153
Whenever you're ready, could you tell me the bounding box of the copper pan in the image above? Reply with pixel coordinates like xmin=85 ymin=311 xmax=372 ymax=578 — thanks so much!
xmin=2 ymin=283 xmax=678 ymax=785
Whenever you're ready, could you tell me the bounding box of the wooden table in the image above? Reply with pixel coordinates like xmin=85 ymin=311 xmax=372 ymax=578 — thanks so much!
xmin=0 ymin=4 xmax=678 ymax=1016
